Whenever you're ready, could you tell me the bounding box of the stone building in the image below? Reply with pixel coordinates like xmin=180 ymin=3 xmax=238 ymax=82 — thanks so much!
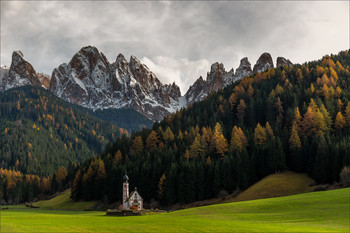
xmin=122 ymin=173 xmax=143 ymax=210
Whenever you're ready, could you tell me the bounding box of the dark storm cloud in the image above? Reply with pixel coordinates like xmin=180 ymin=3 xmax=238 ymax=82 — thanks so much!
xmin=1 ymin=1 xmax=348 ymax=93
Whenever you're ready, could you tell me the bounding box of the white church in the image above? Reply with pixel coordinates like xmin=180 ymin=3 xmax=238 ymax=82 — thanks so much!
xmin=122 ymin=172 xmax=143 ymax=210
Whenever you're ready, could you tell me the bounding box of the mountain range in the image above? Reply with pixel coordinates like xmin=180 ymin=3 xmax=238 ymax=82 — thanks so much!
xmin=0 ymin=46 xmax=293 ymax=121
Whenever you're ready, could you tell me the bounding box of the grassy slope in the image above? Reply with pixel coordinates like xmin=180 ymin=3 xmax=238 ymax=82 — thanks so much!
xmin=33 ymin=190 xmax=95 ymax=210
xmin=2 ymin=188 xmax=349 ymax=232
xmin=233 ymin=171 xmax=314 ymax=202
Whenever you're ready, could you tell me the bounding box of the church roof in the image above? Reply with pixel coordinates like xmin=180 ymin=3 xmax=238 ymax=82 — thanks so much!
xmin=129 ymin=187 xmax=143 ymax=200
xmin=123 ymin=172 xmax=129 ymax=182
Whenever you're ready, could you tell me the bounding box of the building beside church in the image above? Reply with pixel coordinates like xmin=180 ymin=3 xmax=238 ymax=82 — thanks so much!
xmin=122 ymin=172 xmax=143 ymax=210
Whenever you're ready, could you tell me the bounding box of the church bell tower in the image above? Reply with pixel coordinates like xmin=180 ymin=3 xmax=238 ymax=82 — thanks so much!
xmin=122 ymin=172 xmax=129 ymax=209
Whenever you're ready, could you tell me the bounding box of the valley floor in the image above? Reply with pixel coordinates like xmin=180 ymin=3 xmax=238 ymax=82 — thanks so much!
xmin=1 ymin=188 xmax=349 ymax=232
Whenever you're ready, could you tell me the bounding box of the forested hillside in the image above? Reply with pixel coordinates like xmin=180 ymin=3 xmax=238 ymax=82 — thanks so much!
xmin=0 ymin=86 xmax=119 ymax=176
xmin=89 ymin=108 xmax=153 ymax=133
xmin=71 ymin=50 xmax=350 ymax=206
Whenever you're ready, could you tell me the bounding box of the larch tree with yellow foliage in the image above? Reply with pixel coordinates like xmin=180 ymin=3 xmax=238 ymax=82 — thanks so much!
xmin=213 ymin=122 xmax=228 ymax=157
xmin=254 ymin=123 xmax=267 ymax=146
xmin=335 ymin=112 xmax=346 ymax=131
xmin=289 ymin=124 xmax=301 ymax=151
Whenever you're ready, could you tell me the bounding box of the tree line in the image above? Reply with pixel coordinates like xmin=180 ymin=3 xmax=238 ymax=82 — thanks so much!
xmin=70 ymin=50 xmax=350 ymax=206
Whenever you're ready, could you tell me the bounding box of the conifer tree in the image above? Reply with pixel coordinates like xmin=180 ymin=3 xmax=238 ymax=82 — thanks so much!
xmin=146 ymin=130 xmax=159 ymax=150
xmin=131 ymin=136 xmax=143 ymax=154
xmin=236 ymin=99 xmax=247 ymax=123
xmin=319 ymin=104 xmax=332 ymax=131
xmin=274 ymin=97 xmax=284 ymax=122
xmin=254 ymin=123 xmax=267 ymax=146
xmin=265 ymin=122 xmax=274 ymax=137
xmin=293 ymin=107 xmax=302 ymax=133
xmin=345 ymin=102 xmax=350 ymax=127
xmin=313 ymin=110 xmax=326 ymax=136
xmin=114 ymin=150 xmax=122 ymax=165
xmin=230 ymin=126 xmax=243 ymax=153
xmin=190 ymin=135 xmax=205 ymax=157
xmin=302 ymin=107 xmax=315 ymax=136
xmin=335 ymin=112 xmax=346 ymax=131
xmin=289 ymin=124 xmax=301 ymax=151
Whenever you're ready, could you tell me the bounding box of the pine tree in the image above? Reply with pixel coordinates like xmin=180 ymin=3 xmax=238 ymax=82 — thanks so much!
xmin=158 ymin=173 xmax=166 ymax=201
xmin=236 ymin=99 xmax=247 ymax=123
xmin=71 ymin=170 xmax=82 ymax=200
xmin=345 ymin=102 xmax=350 ymax=127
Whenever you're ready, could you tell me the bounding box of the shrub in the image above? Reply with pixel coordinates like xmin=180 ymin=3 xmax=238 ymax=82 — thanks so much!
xmin=340 ymin=166 xmax=350 ymax=187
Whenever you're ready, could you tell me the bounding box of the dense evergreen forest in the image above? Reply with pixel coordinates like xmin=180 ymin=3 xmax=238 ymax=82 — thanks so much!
xmin=89 ymin=108 xmax=153 ymax=133
xmin=71 ymin=50 xmax=350 ymax=206
xmin=0 ymin=86 xmax=120 ymax=176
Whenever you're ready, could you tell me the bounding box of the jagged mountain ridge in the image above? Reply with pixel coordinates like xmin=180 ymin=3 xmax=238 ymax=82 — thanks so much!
xmin=1 ymin=46 xmax=293 ymax=121
xmin=49 ymin=46 xmax=183 ymax=121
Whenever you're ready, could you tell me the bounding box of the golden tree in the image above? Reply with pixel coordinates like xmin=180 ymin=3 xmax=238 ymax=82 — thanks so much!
xmin=313 ymin=110 xmax=326 ymax=136
xmin=146 ymin=130 xmax=159 ymax=150
xmin=335 ymin=112 xmax=346 ymax=131
xmin=337 ymin=99 xmax=344 ymax=112
xmin=158 ymin=174 xmax=166 ymax=199
xmin=131 ymin=136 xmax=143 ymax=154
xmin=302 ymin=107 xmax=315 ymax=136
xmin=213 ymin=122 xmax=228 ymax=157
xmin=274 ymin=97 xmax=284 ymax=121
xmin=319 ymin=104 xmax=332 ymax=131
xmin=190 ymin=135 xmax=205 ymax=157
xmin=265 ymin=122 xmax=274 ymax=137
xmin=289 ymin=124 xmax=301 ymax=151
xmin=229 ymin=93 xmax=237 ymax=108
xmin=114 ymin=150 xmax=123 ymax=165
xmin=163 ymin=127 xmax=175 ymax=142
xmin=230 ymin=126 xmax=242 ymax=152
xmin=254 ymin=123 xmax=267 ymax=146
xmin=293 ymin=107 xmax=303 ymax=133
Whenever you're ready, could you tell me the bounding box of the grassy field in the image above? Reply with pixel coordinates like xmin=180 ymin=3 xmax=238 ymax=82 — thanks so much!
xmin=1 ymin=188 xmax=349 ymax=232
xmin=32 ymin=190 xmax=95 ymax=210
xmin=233 ymin=171 xmax=314 ymax=202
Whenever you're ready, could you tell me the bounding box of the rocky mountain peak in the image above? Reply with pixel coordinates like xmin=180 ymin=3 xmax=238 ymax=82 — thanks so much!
xmin=253 ymin=52 xmax=274 ymax=74
xmin=7 ymin=50 xmax=43 ymax=89
xmin=207 ymin=62 xmax=226 ymax=82
xmin=235 ymin=57 xmax=252 ymax=79
xmin=49 ymin=46 xmax=182 ymax=121
xmin=276 ymin=57 xmax=293 ymax=68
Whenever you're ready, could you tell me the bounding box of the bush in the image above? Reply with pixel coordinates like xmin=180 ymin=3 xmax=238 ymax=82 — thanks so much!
xmin=340 ymin=166 xmax=350 ymax=187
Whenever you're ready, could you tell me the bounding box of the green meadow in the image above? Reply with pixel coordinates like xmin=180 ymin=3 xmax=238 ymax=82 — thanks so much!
xmin=1 ymin=188 xmax=349 ymax=232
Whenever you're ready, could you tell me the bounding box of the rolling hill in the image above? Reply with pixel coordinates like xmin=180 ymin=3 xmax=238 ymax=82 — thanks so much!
xmin=2 ymin=188 xmax=349 ymax=232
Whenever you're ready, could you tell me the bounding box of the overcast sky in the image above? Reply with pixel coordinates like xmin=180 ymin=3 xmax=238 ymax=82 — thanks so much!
xmin=1 ymin=1 xmax=349 ymax=94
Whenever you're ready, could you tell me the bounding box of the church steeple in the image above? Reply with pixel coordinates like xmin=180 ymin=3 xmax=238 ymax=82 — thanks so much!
xmin=122 ymin=171 xmax=129 ymax=209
